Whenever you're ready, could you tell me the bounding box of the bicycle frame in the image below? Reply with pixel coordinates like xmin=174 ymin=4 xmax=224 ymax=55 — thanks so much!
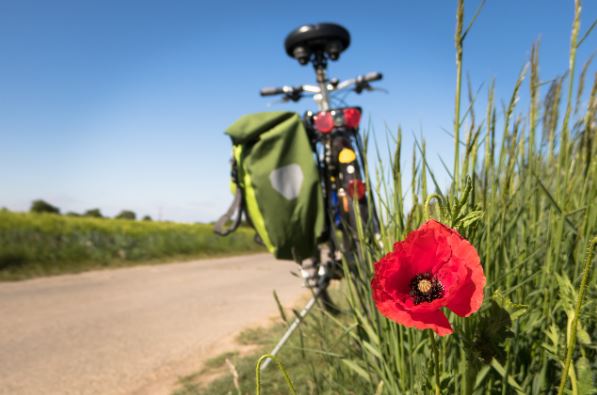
xmin=304 ymin=107 xmax=379 ymax=265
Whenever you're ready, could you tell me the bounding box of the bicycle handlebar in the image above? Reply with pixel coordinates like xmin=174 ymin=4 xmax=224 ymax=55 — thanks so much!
xmin=362 ymin=71 xmax=382 ymax=82
xmin=260 ymin=87 xmax=286 ymax=96
xmin=260 ymin=71 xmax=383 ymax=100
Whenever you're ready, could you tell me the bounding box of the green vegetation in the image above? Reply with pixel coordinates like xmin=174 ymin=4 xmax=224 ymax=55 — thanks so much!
xmin=30 ymin=199 xmax=60 ymax=214
xmin=179 ymin=1 xmax=597 ymax=393
xmin=331 ymin=2 xmax=597 ymax=391
xmin=83 ymin=208 xmax=104 ymax=218
xmin=202 ymin=351 xmax=240 ymax=371
xmin=115 ymin=210 xmax=136 ymax=220
xmin=27 ymin=199 xmax=152 ymax=221
xmin=0 ymin=210 xmax=263 ymax=281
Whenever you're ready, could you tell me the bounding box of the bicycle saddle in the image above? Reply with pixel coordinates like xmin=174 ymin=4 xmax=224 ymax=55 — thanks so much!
xmin=284 ymin=23 xmax=351 ymax=65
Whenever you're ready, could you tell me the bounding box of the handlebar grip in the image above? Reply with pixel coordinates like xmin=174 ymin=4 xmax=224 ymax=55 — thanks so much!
xmin=363 ymin=72 xmax=383 ymax=82
xmin=260 ymin=87 xmax=285 ymax=96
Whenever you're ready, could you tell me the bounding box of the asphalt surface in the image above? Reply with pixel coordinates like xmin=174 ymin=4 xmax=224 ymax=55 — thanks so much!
xmin=0 ymin=254 xmax=305 ymax=394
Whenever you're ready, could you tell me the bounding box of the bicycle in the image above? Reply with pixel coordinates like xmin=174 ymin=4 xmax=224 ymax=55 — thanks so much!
xmin=253 ymin=23 xmax=384 ymax=370
xmin=259 ymin=23 xmax=383 ymax=306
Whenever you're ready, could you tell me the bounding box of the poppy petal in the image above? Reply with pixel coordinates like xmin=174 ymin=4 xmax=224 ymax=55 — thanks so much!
xmin=374 ymin=296 xmax=453 ymax=336
xmin=445 ymin=233 xmax=486 ymax=316
xmin=408 ymin=309 xmax=454 ymax=336
xmin=373 ymin=251 xmax=412 ymax=301
xmin=397 ymin=220 xmax=452 ymax=274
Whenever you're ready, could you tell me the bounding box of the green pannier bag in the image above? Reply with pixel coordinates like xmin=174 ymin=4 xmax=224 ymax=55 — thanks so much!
xmin=214 ymin=111 xmax=325 ymax=262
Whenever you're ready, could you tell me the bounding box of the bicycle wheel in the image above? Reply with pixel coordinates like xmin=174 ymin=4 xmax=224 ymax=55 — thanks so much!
xmin=317 ymin=286 xmax=341 ymax=314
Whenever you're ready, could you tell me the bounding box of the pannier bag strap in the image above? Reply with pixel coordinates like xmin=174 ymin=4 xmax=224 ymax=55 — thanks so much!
xmin=213 ymin=188 xmax=243 ymax=236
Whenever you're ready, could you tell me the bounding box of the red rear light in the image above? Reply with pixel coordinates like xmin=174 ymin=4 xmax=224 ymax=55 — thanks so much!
xmin=343 ymin=108 xmax=361 ymax=129
xmin=347 ymin=179 xmax=366 ymax=200
xmin=313 ymin=111 xmax=334 ymax=133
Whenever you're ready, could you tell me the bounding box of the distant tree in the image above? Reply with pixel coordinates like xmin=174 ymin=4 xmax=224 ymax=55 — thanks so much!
xmin=84 ymin=208 xmax=103 ymax=218
xmin=115 ymin=210 xmax=136 ymax=220
xmin=30 ymin=199 xmax=60 ymax=214
xmin=142 ymin=215 xmax=152 ymax=221
xmin=65 ymin=211 xmax=80 ymax=217
xmin=0 ymin=207 xmax=9 ymax=212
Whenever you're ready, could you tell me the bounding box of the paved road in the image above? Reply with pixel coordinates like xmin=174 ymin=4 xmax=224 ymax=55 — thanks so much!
xmin=0 ymin=254 xmax=306 ymax=394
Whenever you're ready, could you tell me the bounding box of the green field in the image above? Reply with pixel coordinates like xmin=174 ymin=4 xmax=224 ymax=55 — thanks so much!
xmin=0 ymin=210 xmax=263 ymax=280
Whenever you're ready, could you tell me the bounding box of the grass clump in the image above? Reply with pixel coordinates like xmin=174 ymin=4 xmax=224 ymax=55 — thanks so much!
xmin=329 ymin=1 xmax=597 ymax=394
xmin=0 ymin=211 xmax=263 ymax=280
xmin=203 ymin=352 xmax=240 ymax=370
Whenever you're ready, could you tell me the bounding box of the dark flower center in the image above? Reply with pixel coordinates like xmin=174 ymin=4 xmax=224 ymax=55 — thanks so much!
xmin=409 ymin=272 xmax=444 ymax=305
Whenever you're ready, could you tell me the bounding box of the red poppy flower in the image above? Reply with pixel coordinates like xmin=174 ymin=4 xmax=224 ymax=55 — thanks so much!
xmin=371 ymin=220 xmax=485 ymax=336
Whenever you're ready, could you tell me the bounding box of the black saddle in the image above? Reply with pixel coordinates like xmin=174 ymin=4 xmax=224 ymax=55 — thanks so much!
xmin=284 ymin=23 xmax=351 ymax=65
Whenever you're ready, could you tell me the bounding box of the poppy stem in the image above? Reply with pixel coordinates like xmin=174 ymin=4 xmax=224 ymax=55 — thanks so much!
xmin=462 ymin=319 xmax=476 ymax=395
xmin=429 ymin=331 xmax=441 ymax=395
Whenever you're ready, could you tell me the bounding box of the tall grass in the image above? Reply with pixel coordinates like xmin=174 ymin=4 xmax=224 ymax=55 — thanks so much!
xmin=254 ymin=1 xmax=597 ymax=394
xmin=0 ymin=211 xmax=262 ymax=280
xmin=332 ymin=1 xmax=597 ymax=393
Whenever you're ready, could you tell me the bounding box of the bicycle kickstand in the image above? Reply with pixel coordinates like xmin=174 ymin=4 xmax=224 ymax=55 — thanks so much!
xmin=259 ymin=287 xmax=323 ymax=371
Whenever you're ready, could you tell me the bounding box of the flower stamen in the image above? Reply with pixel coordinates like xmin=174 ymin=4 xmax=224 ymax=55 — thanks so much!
xmin=417 ymin=279 xmax=432 ymax=293
xmin=409 ymin=272 xmax=444 ymax=305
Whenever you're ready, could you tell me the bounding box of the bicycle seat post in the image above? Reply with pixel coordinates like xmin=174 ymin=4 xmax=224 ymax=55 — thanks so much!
xmin=312 ymin=51 xmax=330 ymax=111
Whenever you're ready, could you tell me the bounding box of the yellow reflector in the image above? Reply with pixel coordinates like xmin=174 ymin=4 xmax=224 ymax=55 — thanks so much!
xmin=339 ymin=148 xmax=356 ymax=164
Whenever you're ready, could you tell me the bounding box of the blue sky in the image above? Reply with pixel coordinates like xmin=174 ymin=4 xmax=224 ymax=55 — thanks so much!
xmin=1 ymin=0 xmax=595 ymax=222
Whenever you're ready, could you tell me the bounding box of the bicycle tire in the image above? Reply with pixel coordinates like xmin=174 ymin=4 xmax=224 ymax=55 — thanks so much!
xmin=317 ymin=286 xmax=341 ymax=315
xmin=307 ymin=127 xmax=379 ymax=313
